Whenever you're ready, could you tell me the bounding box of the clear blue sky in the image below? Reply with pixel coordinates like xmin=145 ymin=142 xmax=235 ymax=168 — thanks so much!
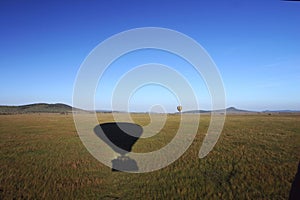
xmin=0 ymin=0 xmax=299 ymax=112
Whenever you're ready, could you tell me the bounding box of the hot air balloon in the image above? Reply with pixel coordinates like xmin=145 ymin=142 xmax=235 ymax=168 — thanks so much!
xmin=177 ymin=105 xmax=182 ymax=112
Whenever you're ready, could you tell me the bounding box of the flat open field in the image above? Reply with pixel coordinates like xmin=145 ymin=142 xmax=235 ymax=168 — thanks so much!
xmin=0 ymin=113 xmax=299 ymax=199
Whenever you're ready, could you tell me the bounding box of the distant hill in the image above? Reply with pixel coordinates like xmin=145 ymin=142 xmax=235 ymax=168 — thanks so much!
xmin=182 ymin=107 xmax=255 ymax=114
xmin=224 ymin=107 xmax=255 ymax=113
xmin=0 ymin=103 xmax=78 ymax=114
xmin=0 ymin=104 xmax=299 ymax=115
xmin=182 ymin=107 xmax=300 ymax=114
xmin=262 ymin=110 xmax=300 ymax=113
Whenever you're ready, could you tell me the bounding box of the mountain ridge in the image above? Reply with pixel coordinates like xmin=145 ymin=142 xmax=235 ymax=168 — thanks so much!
xmin=182 ymin=107 xmax=254 ymax=114
xmin=0 ymin=103 xmax=76 ymax=114
xmin=0 ymin=103 xmax=299 ymax=114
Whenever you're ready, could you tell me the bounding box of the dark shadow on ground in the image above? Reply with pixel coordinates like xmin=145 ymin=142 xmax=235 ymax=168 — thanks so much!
xmin=289 ymin=161 xmax=300 ymax=200
xmin=94 ymin=122 xmax=143 ymax=172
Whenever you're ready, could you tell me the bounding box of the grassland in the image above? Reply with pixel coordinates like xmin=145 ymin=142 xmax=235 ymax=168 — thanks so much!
xmin=0 ymin=113 xmax=299 ymax=199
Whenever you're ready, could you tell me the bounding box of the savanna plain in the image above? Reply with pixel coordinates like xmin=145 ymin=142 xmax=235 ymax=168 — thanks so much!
xmin=0 ymin=113 xmax=299 ymax=199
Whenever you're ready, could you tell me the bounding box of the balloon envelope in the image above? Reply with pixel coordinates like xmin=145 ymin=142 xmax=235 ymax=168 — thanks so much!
xmin=177 ymin=105 xmax=182 ymax=112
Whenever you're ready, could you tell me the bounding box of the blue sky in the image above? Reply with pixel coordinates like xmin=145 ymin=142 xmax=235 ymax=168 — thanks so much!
xmin=0 ymin=0 xmax=299 ymax=112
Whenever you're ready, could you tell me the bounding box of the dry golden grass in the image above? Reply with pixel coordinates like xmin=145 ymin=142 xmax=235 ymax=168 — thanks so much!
xmin=0 ymin=113 xmax=299 ymax=199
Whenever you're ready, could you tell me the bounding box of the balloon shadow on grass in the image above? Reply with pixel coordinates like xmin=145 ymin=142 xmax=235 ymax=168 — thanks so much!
xmin=94 ymin=122 xmax=143 ymax=172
